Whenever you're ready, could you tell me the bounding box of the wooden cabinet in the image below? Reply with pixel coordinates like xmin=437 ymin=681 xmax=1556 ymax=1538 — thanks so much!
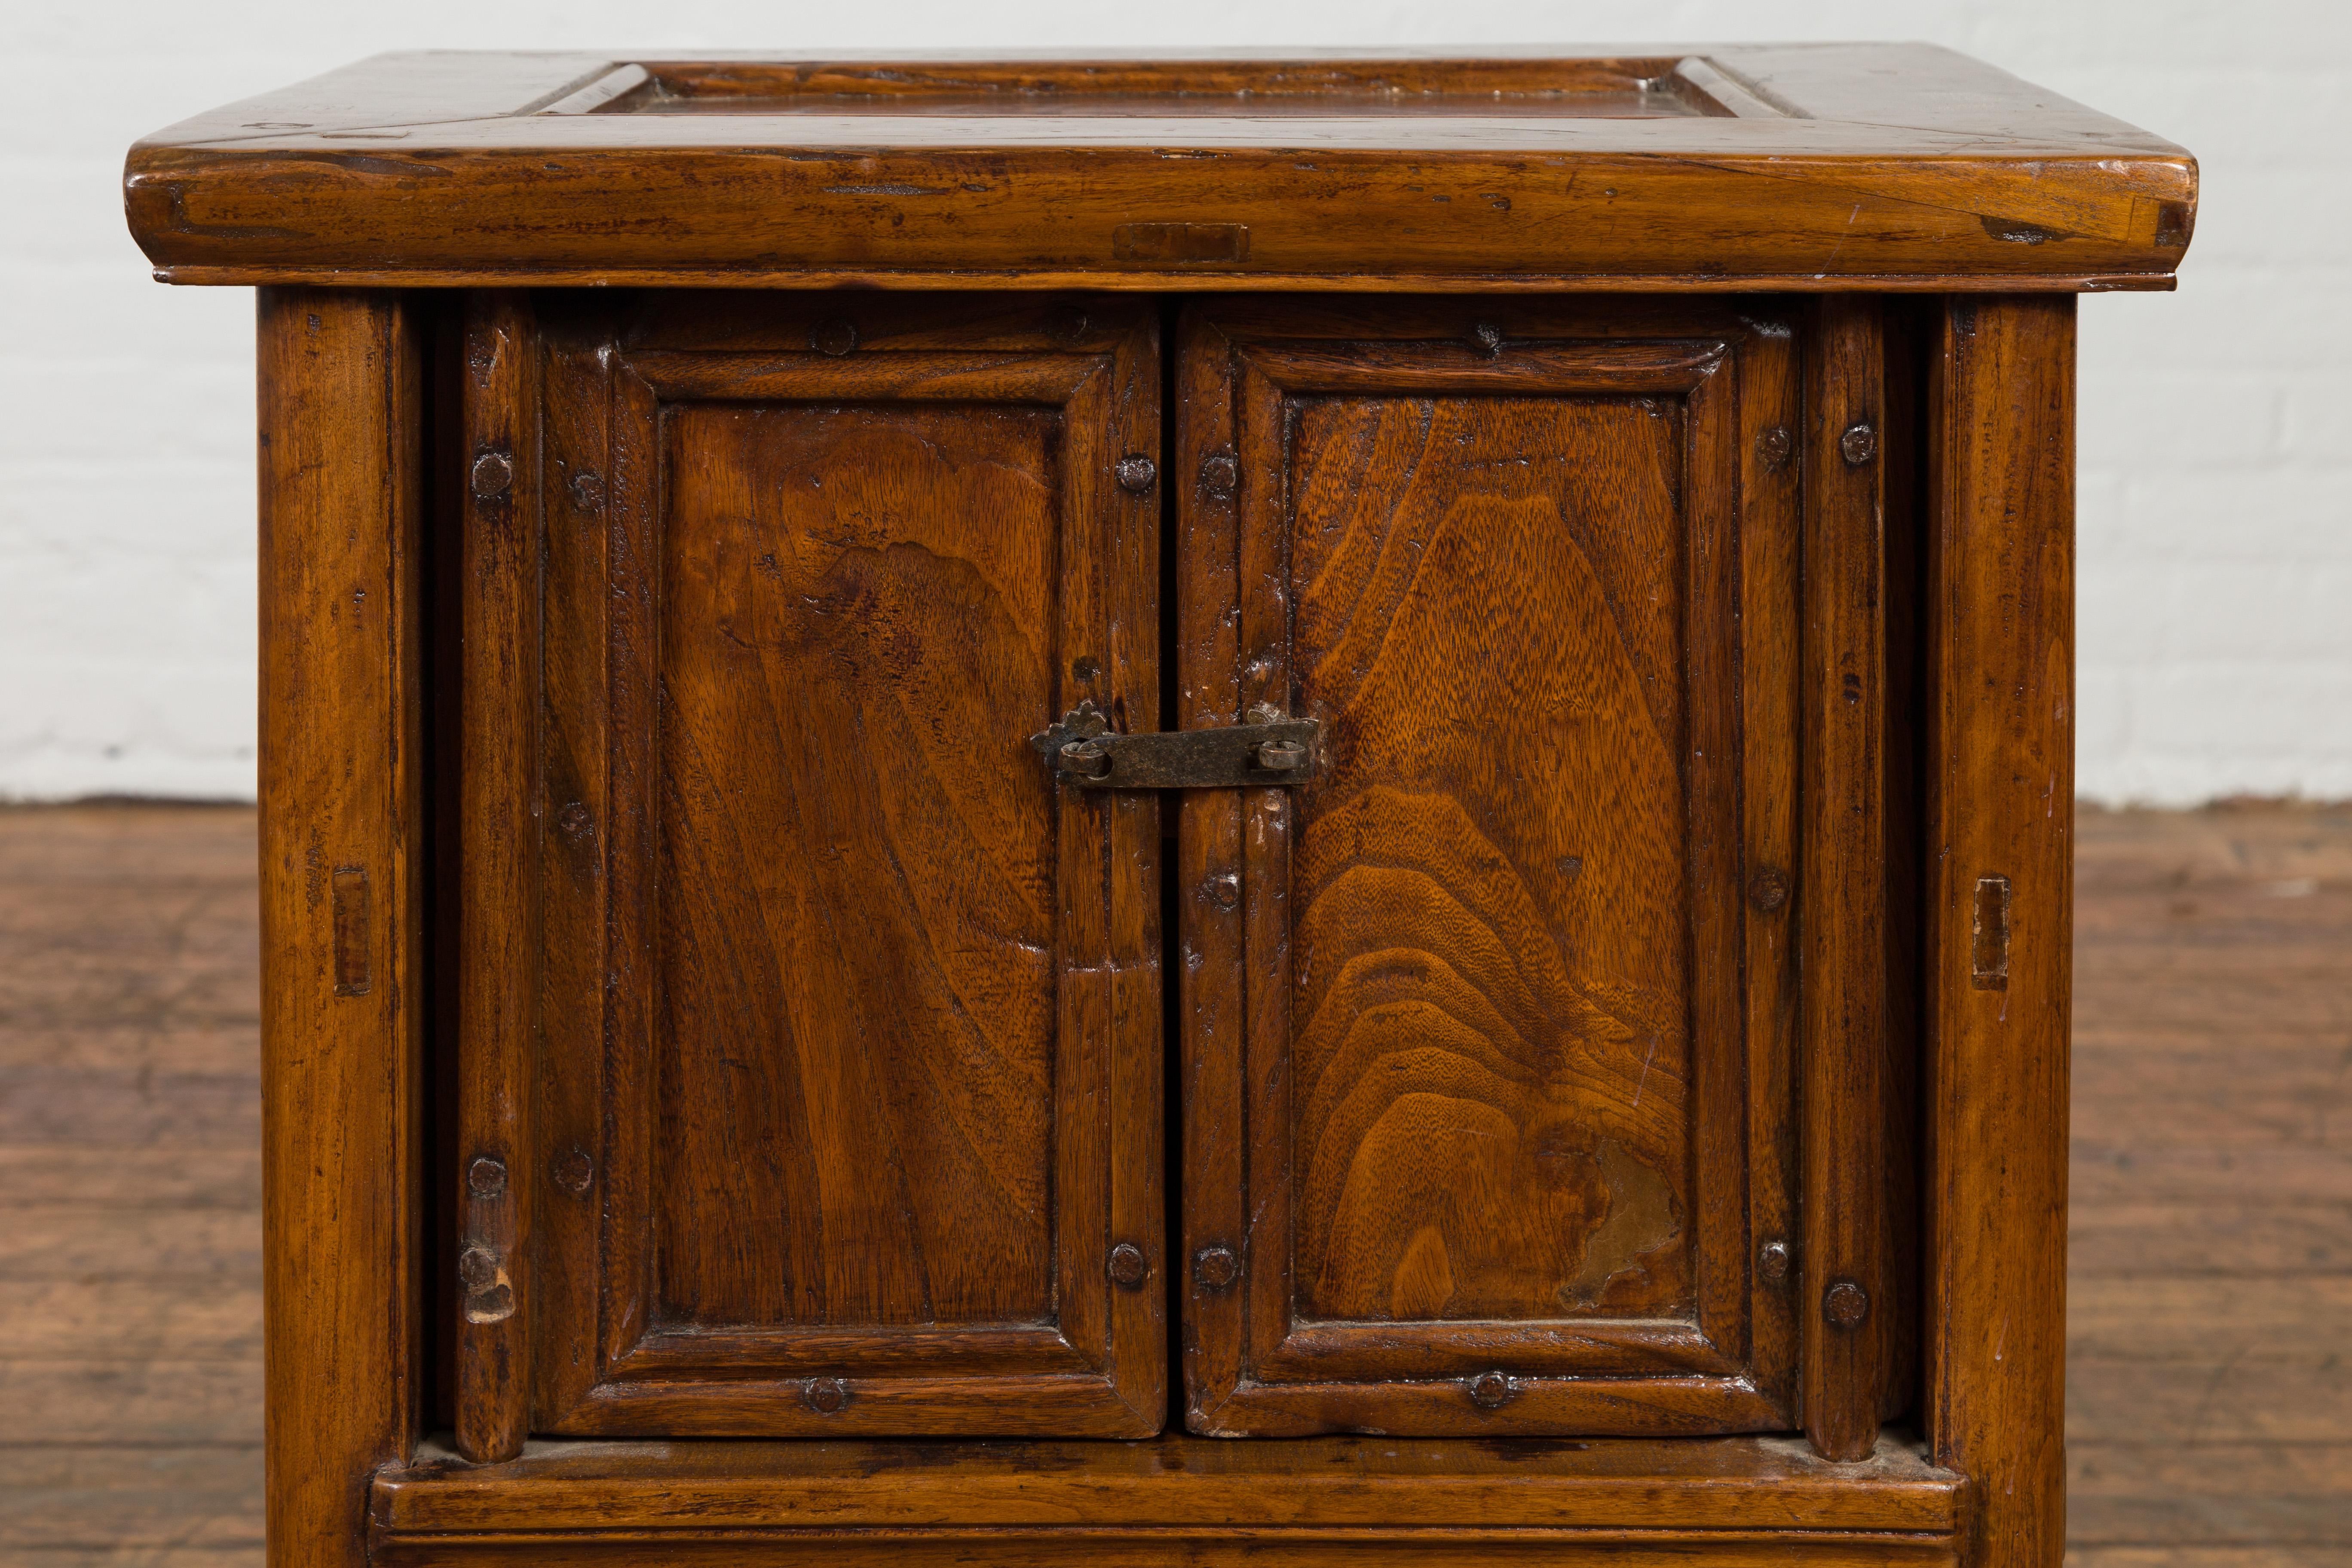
xmin=129 ymin=45 xmax=2193 ymax=1568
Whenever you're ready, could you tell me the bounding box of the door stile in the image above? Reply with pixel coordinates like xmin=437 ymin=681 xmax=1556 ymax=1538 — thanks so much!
xmin=1052 ymin=360 xmax=1117 ymax=1397
xmin=533 ymin=302 xmax=616 ymax=1427
xmin=453 ymin=289 xmax=544 ymax=1464
xmin=1097 ymin=319 xmax=1171 ymax=1425
xmin=1232 ymin=350 xmax=1302 ymax=1423
xmin=1681 ymin=354 xmax=1754 ymax=1372
xmin=1175 ymin=308 xmax=1250 ymax=1433
xmin=1734 ymin=306 xmax=1807 ymax=1415
xmin=594 ymin=352 xmax=664 ymax=1401
xmin=1800 ymin=295 xmax=1898 ymax=1461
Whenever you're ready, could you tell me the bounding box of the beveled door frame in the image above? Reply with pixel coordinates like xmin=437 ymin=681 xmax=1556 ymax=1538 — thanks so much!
xmin=464 ymin=293 xmax=1170 ymax=1440
xmin=1173 ymin=297 xmax=1813 ymax=1438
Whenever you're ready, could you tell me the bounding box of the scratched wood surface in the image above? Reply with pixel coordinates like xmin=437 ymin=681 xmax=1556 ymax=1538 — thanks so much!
xmin=0 ymin=802 xmax=2347 ymax=1559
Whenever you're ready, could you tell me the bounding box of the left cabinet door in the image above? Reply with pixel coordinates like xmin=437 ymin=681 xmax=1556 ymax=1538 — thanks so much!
xmin=457 ymin=293 xmax=1166 ymax=1439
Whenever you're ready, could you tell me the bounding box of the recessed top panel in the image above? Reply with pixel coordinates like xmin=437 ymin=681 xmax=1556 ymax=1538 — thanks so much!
xmin=582 ymin=58 xmax=1736 ymax=119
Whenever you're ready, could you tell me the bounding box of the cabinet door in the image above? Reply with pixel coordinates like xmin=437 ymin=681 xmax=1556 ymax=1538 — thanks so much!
xmin=473 ymin=294 xmax=1165 ymax=1439
xmin=1175 ymin=300 xmax=1805 ymax=1436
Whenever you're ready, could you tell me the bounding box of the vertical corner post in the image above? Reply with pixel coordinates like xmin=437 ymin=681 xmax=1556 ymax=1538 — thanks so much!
xmin=257 ymin=288 xmax=426 ymax=1566
xmin=1923 ymin=294 xmax=2077 ymax=1567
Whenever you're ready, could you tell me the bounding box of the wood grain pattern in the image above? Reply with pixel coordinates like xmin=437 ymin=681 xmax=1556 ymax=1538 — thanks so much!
xmin=366 ymin=1532 xmax=1962 ymax=1568
xmin=654 ymin=398 xmax=1061 ymax=1332
xmin=1922 ymin=295 xmax=2076 ymax=1568
xmin=255 ymin=290 xmax=425 ymax=1565
xmin=1285 ymin=392 xmax=1693 ymax=1327
xmin=529 ymin=298 xmax=612 ymax=1432
xmin=453 ymin=290 xmax=540 ymax=1466
xmin=1733 ymin=307 xmax=1806 ymax=1418
xmin=1801 ymin=295 xmax=1905 ymax=1461
xmin=528 ymin=294 xmax=1164 ymax=1437
xmin=1178 ymin=299 xmax=1799 ymax=1437
xmin=369 ymin=1430 xmax=1960 ymax=1533
xmin=123 ymin=46 xmax=2193 ymax=291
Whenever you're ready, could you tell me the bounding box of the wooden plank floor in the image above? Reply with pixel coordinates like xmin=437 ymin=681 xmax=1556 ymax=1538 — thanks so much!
xmin=0 ymin=801 xmax=2346 ymax=1565
xmin=2067 ymin=802 xmax=2352 ymax=1567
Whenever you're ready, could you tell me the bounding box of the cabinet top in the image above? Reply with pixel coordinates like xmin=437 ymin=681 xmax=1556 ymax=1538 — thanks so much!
xmin=125 ymin=45 xmax=2195 ymax=292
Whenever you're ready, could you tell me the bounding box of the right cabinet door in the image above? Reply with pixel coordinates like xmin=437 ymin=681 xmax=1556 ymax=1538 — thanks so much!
xmin=1176 ymin=299 xmax=1821 ymax=1437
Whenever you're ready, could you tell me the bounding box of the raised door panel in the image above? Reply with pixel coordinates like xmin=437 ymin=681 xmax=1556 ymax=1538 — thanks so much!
xmin=1175 ymin=299 xmax=1804 ymax=1436
xmin=525 ymin=294 xmax=1164 ymax=1437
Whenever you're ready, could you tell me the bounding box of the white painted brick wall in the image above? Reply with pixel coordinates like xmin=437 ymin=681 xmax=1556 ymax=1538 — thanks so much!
xmin=5 ymin=0 xmax=2346 ymax=803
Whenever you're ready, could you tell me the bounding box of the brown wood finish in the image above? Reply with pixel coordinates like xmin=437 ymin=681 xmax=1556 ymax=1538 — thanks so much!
xmin=366 ymin=1534 xmax=1961 ymax=1568
xmin=255 ymin=290 xmax=427 ymax=1567
xmin=527 ymin=300 xmax=612 ymax=1437
xmin=524 ymin=293 xmax=1165 ymax=1438
xmin=453 ymin=290 xmax=540 ymax=1466
xmin=1801 ymin=294 xmax=1900 ymax=1461
xmin=1922 ymin=296 xmax=2077 ymax=1568
xmin=367 ymin=1431 xmax=1958 ymax=1534
xmin=361 ymin=1430 xmax=1967 ymax=1564
xmin=1177 ymin=298 xmax=1804 ymax=1438
xmin=123 ymin=46 xmax=2193 ymax=292
xmin=1734 ymin=307 xmax=1807 ymax=1426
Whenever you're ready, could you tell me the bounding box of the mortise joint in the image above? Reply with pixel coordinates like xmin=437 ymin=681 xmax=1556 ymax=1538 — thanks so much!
xmin=1112 ymin=222 xmax=1248 ymax=263
xmin=1972 ymin=873 xmax=2012 ymax=990
xmin=330 ymin=866 xmax=371 ymax=997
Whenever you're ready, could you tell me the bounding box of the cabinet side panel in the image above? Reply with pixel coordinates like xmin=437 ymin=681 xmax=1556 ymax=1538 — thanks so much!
xmin=257 ymin=287 xmax=424 ymax=1568
xmin=1923 ymin=295 xmax=2076 ymax=1568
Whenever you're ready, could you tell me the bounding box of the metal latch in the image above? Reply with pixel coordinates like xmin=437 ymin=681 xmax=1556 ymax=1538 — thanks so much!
xmin=1029 ymin=700 xmax=1318 ymax=789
